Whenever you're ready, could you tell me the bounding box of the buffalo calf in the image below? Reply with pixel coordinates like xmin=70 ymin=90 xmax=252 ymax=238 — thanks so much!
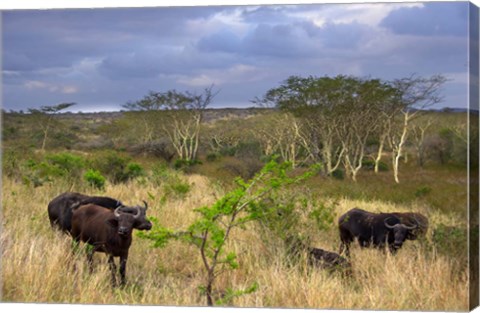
xmin=286 ymin=237 xmax=352 ymax=276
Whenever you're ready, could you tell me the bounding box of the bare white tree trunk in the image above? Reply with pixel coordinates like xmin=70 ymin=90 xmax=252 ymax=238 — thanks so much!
xmin=374 ymin=134 xmax=386 ymax=173
xmin=389 ymin=111 xmax=411 ymax=184
xmin=411 ymin=118 xmax=433 ymax=167
xmin=255 ymin=113 xmax=309 ymax=168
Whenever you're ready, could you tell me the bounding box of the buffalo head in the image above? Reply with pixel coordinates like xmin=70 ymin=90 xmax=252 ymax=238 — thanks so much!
xmin=116 ymin=201 xmax=152 ymax=231
xmin=384 ymin=217 xmax=418 ymax=250
xmin=107 ymin=206 xmax=142 ymax=237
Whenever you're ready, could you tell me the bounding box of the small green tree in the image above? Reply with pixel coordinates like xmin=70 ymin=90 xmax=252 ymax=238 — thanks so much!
xmin=139 ymin=159 xmax=319 ymax=306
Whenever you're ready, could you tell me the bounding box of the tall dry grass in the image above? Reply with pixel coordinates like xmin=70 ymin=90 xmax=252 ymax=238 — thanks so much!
xmin=1 ymin=173 xmax=469 ymax=310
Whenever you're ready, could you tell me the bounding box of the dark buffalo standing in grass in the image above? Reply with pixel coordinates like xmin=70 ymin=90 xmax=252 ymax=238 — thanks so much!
xmin=71 ymin=203 xmax=147 ymax=286
xmin=338 ymin=208 xmax=428 ymax=256
xmin=47 ymin=192 xmax=152 ymax=233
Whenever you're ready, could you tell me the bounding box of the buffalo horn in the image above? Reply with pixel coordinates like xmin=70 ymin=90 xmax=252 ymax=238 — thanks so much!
xmin=401 ymin=223 xmax=418 ymax=230
xmin=142 ymin=200 xmax=148 ymax=211
xmin=133 ymin=206 xmax=142 ymax=219
xmin=384 ymin=217 xmax=398 ymax=229
xmin=114 ymin=207 xmax=122 ymax=218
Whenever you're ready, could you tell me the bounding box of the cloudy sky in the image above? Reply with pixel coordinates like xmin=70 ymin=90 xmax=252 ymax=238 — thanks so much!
xmin=1 ymin=1 xmax=473 ymax=112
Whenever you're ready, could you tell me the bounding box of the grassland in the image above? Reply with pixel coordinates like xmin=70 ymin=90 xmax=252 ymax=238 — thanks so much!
xmin=1 ymin=109 xmax=473 ymax=310
xmin=1 ymin=165 xmax=469 ymax=310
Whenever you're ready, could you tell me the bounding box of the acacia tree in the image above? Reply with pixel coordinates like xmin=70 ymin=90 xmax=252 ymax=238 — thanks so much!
xmin=254 ymin=112 xmax=309 ymax=168
xmin=28 ymin=102 xmax=76 ymax=151
xmin=387 ymin=75 xmax=446 ymax=183
xmin=140 ymin=160 xmax=319 ymax=306
xmin=124 ymin=86 xmax=218 ymax=162
xmin=255 ymin=75 xmax=396 ymax=180
xmin=367 ymin=86 xmax=401 ymax=173
xmin=333 ymin=78 xmax=392 ymax=181
xmin=410 ymin=117 xmax=434 ymax=167
xmin=253 ymin=76 xmax=346 ymax=176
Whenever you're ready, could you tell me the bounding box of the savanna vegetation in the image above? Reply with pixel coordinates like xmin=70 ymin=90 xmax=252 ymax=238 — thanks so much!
xmin=1 ymin=74 xmax=477 ymax=310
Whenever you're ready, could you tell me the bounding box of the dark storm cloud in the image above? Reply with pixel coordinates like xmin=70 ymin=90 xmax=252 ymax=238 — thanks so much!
xmin=98 ymin=44 xmax=239 ymax=81
xmin=197 ymin=19 xmax=373 ymax=59
xmin=317 ymin=22 xmax=370 ymax=49
xmin=197 ymin=30 xmax=242 ymax=54
xmin=99 ymin=52 xmax=166 ymax=79
xmin=380 ymin=2 xmax=468 ymax=37
xmin=243 ymin=23 xmax=317 ymax=58
xmin=3 ymin=6 xmax=219 ymax=72
xmin=1 ymin=2 xmax=471 ymax=111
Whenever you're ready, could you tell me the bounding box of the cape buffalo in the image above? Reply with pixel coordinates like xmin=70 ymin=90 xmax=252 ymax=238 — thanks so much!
xmin=338 ymin=208 xmax=428 ymax=256
xmin=71 ymin=203 xmax=147 ymax=286
xmin=286 ymin=237 xmax=352 ymax=276
xmin=48 ymin=192 xmax=152 ymax=233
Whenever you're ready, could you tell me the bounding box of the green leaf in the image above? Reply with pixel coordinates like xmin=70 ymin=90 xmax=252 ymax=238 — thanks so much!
xmin=215 ymin=281 xmax=259 ymax=305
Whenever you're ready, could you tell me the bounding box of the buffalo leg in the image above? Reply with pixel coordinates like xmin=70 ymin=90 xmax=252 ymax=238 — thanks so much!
xmin=108 ymin=256 xmax=117 ymax=287
xmin=87 ymin=249 xmax=95 ymax=274
xmin=339 ymin=241 xmax=350 ymax=258
xmin=71 ymin=239 xmax=80 ymax=273
xmin=119 ymin=254 xmax=128 ymax=286
xmin=388 ymin=245 xmax=398 ymax=255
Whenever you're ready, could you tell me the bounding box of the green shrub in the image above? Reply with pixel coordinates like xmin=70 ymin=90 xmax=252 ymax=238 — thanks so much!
xmin=206 ymin=152 xmax=220 ymax=162
xmin=415 ymin=185 xmax=432 ymax=197
xmin=125 ymin=162 xmax=145 ymax=179
xmin=91 ymin=151 xmax=129 ymax=183
xmin=174 ymin=159 xmax=202 ymax=170
xmin=362 ymin=159 xmax=388 ymax=171
xmin=150 ymin=163 xmax=191 ymax=199
xmin=256 ymin=195 xmax=299 ymax=241
xmin=432 ymin=224 xmax=467 ymax=259
xmin=50 ymin=131 xmax=78 ymax=149
xmin=169 ymin=181 xmax=191 ymax=196
xmin=21 ymin=158 xmax=65 ymax=187
xmin=234 ymin=141 xmax=262 ymax=160
xmin=308 ymin=200 xmax=336 ymax=232
xmin=88 ymin=151 xmax=143 ymax=184
xmin=331 ymin=168 xmax=344 ymax=180
xmin=84 ymin=169 xmax=106 ymax=190
xmin=2 ymin=149 xmax=23 ymax=178
xmin=219 ymin=146 xmax=237 ymax=157
xmin=150 ymin=163 xmax=171 ymax=184
xmin=222 ymin=158 xmax=264 ymax=180
xmin=45 ymin=152 xmax=85 ymax=178
xmin=362 ymin=159 xmax=375 ymax=170
xmin=163 ymin=176 xmax=191 ymax=199
xmin=376 ymin=161 xmax=389 ymax=172
xmin=21 ymin=160 xmax=46 ymax=187
xmin=34 ymin=161 xmax=65 ymax=178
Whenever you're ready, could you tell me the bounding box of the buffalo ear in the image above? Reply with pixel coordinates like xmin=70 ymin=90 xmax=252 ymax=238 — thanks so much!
xmin=406 ymin=232 xmax=417 ymax=240
xmin=133 ymin=219 xmax=142 ymax=228
xmin=106 ymin=218 xmax=119 ymax=228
